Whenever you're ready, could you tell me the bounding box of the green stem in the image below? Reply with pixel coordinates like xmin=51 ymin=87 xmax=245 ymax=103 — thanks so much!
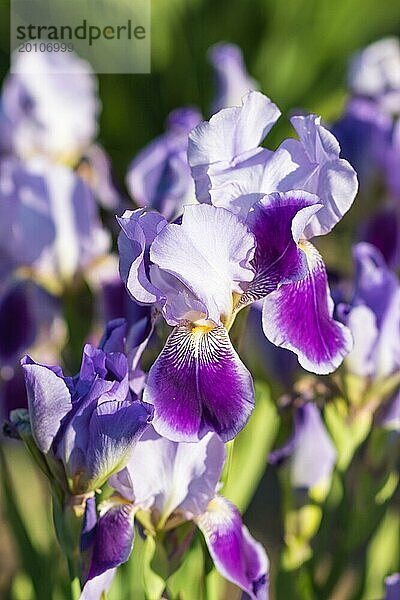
xmin=69 ymin=573 xmax=82 ymax=600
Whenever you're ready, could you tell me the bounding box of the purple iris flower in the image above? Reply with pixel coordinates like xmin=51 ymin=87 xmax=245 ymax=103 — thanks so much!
xmin=341 ymin=243 xmax=400 ymax=379
xmin=208 ymin=42 xmax=258 ymax=113
xmin=269 ymin=403 xmax=337 ymax=490
xmin=118 ymin=203 xmax=256 ymax=442
xmin=82 ymin=428 xmax=269 ymax=599
xmin=118 ymin=91 xmax=355 ymax=441
xmin=0 ymin=49 xmax=99 ymax=162
xmin=384 ymin=573 xmax=400 ymax=600
xmin=21 ymin=328 xmax=152 ymax=495
xmin=0 ymin=158 xmax=110 ymax=285
xmin=126 ymin=107 xmax=202 ymax=220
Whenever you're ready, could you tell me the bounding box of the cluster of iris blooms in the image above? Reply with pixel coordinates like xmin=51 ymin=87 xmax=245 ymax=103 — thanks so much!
xmin=1 ymin=39 xmax=399 ymax=600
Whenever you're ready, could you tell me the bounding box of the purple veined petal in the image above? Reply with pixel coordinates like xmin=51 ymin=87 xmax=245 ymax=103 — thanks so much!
xmin=87 ymin=498 xmax=135 ymax=581
xmin=110 ymin=427 xmax=225 ymax=520
xmin=79 ymin=568 xmax=116 ymax=600
xmin=240 ymin=191 xmax=322 ymax=306
xmin=126 ymin=107 xmax=202 ymax=220
xmin=270 ymin=403 xmax=337 ymax=489
xmin=150 ymin=203 xmax=255 ymax=325
xmin=384 ymin=573 xmax=400 ymax=600
xmin=262 ymin=241 xmax=353 ymax=374
xmin=208 ymin=42 xmax=258 ymax=113
xmin=84 ymin=398 xmax=153 ymax=490
xmin=143 ymin=324 xmax=255 ymax=442
xmin=196 ymin=495 xmax=269 ymax=599
xmin=188 ymin=91 xmax=280 ymax=203
xmin=276 ymin=115 xmax=358 ymax=238
xmin=21 ymin=357 xmax=72 ymax=453
xmin=117 ymin=208 xmax=167 ymax=305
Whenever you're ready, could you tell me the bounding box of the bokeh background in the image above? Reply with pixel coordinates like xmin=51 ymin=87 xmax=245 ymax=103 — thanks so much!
xmin=0 ymin=1 xmax=400 ymax=599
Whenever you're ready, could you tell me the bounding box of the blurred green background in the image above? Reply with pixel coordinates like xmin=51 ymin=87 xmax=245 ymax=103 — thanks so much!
xmin=0 ymin=0 xmax=400 ymax=599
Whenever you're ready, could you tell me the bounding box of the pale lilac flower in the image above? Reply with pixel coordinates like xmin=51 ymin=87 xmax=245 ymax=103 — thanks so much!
xmin=82 ymin=429 xmax=269 ymax=599
xmin=126 ymin=107 xmax=202 ymax=220
xmin=208 ymin=42 xmax=258 ymax=112
xmin=0 ymin=158 xmax=110 ymax=286
xmin=1 ymin=49 xmax=99 ymax=162
xmin=269 ymin=403 xmax=337 ymax=490
xmin=348 ymin=38 xmax=400 ymax=114
xmin=341 ymin=243 xmax=400 ymax=379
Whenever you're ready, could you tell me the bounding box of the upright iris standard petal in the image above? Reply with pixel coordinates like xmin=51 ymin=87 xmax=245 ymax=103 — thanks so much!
xmin=269 ymin=403 xmax=337 ymax=489
xmin=143 ymin=324 xmax=255 ymax=442
xmin=196 ymin=495 xmax=269 ymax=600
xmin=187 ymin=91 xmax=357 ymax=229
xmin=277 ymin=115 xmax=359 ymax=238
xmin=188 ymin=91 xmax=280 ymax=204
xmin=117 ymin=208 xmax=167 ymax=305
xmin=241 ymin=191 xmax=322 ymax=304
xmin=262 ymin=242 xmax=353 ymax=374
xmin=208 ymin=43 xmax=258 ymax=113
xmin=87 ymin=499 xmax=136 ymax=581
xmin=150 ymin=204 xmax=255 ymax=325
xmin=21 ymin=357 xmax=72 ymax=454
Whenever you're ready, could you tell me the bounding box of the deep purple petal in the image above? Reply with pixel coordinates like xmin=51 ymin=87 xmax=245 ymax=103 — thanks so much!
xmin=196 ymin=495 xmax=269 ymax=599
xmin=98 ymin=318 xmax=128 ymax=354
xmin=87 ymin=500 xmax=135 ymax=580
xmin=241 ymin=191 xmax=321 ymax=305
xmin=81 ymin=496 xmax=97 ymax=553
xmin=262 ymin=242 xmax=353 ymax=374
xmin=144 ymin=325 xmax=255 ymax=442
xmin=21 ymin=357 xmax=72 ymax=453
